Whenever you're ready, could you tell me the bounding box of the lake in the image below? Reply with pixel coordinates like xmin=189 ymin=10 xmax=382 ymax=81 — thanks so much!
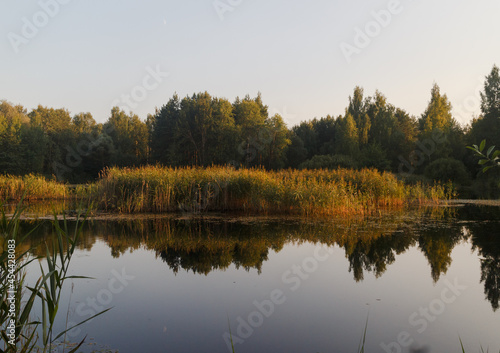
xmin=15 ymin=205 xmax=500 ymax=353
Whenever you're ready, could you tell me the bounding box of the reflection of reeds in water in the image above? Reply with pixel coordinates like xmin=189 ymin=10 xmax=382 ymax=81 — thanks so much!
xmin=2 ymin=200 xmax=70 ymax=218
xmin=84 ymin=166 xmax=451 ymax=216
xmin=18 ymin=210 xmax=451 ymax=279
xmin=16 ymin=206 xmax=500 ymax=310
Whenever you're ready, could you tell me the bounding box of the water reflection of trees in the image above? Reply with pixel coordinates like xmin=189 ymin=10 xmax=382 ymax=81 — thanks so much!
xmin=346 ymin=228 xmax=417 ymax=281
xmin=18 ymin=206 xmax=500 ymax=310
xmin=417 ymin=222 xmax=467 ymax=283
xmin=462 ymin=206 xmax=500 ymax=311
xmin=106 ymin=218 xmax=408 ymax=276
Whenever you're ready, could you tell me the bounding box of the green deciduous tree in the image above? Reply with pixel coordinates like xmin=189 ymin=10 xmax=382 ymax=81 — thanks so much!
xmin=417 ymin=84 xmax=463 ymax=167
xmin=335 ymin=113 xmax=359 ymax=156
xmin=468 ymin=66 xmax=500 ymax=153
xmin=28 ymin=105 xmax=73 ymax=177
xmin=347 ymin=86 xmax=371 ymax=147
xmin=150 ymin=93 xmax=238 ymax=167
xmin=208 ymin=97 xmax=238 ymax=165
xmin=286 ymin=134 xmax=308 ymax=169
xmin=105 ymin=107 xmax=148 ymax=167
xmin=419 ymin=84 xmax=454 ymax=134
xmin=233 ymin=95 xmax=268 ymax=166
xmin=151 ymin=93 xmax=181 ymax=165
xmin=0 ymin=101 xmax=29 ymax=174
xmin=481 ymin=65 xmax=500 ymax=120
xmin=72 ymin=112 xmax=96 ymax=135
xmin=263 ymin=114 xmax=291 ymax=169
xmin=291 ymin=121 xmax=318 ymax=160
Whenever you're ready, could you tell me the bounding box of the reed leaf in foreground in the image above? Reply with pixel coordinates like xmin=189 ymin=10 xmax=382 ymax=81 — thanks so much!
xmin=357 ymin=315 xmax=369 ymax=353
xmin=459 ymin=336 xmax=500 ymax=353
xmin=1 ymin=204 xmax=38 ymax=352
xmin=0 ymin=202 xmax=108 ymax=353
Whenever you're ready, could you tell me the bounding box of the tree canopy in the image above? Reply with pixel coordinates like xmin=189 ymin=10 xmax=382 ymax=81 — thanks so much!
xmin=1 ymin=65 xmax=499 ymax=197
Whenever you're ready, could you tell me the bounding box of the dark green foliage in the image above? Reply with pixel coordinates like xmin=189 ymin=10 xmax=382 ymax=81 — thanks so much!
xmin=18 ymin=124 xmax=47 ymax=174
xmin=285 ymin=135 xmax=308 ymax=169
xmin=360 ymin=143 xmax=391 ymax=171
xmin=468 ymin=171 xmax=500 ymax=199
xmin=468 ymin=66 xmax=500 ymax=163
xmin=290 ymin=121 xmax=318 ymax=160
xmin=298 ymin=154 xmax=358 ymax=170
xmin=0 ymin=101 xmax=44 ymax=175
xmin=467 ymin=140 xmax=500 ymax=173
xmin=149 ymin=92 xmax=289 ymax=169
xmin=424 ymin=158 xmax=470 ymax=185
xmin=466 ymin=139 xmax=500 ymax=197
xmin=481 ymin=65 xmax=500 ymax=121
xmin=104 ymin=107 xmax=149 ymax=167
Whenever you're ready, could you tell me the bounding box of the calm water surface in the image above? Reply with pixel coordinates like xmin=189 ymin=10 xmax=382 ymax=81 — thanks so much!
xmin=18 ymin=205 xmax=500 ymax=353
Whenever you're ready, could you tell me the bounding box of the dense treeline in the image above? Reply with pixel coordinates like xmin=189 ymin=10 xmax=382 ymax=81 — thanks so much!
xmin=1 ymin=66 xmax=499 ymax=196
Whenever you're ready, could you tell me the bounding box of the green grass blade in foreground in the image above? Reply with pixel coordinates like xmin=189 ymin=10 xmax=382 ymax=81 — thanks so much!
xmin=65 ymin=336 xmax=87 ymax=353
xmin=459 ymin=337 xmax=466 ymax=353
xmin=1 ymin=200 xmax=110 ymax=352
xmin=227 ymin=316 xmax=236 ymax=353
xmin=357 ymin=314 xmax=369 ymax=353
xmin=52 ymin=308 xmax=112 ymax=342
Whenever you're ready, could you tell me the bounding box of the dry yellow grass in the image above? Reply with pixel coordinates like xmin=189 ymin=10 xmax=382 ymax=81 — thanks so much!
xmin=81 ymin=166 xmax=450 ymax=216
xmin=0 ymin=174 xmax=68 ymax=201
xmin=0 ymin=167 xmax=451 ymax=216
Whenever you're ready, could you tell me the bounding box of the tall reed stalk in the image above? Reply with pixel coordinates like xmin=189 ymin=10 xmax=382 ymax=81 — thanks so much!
xmin=0 ymin=201 xmax=107 ymax=353
xmin=0 ymin=175 xmax=67 ymax=201
xmin=0 ymin=167 xmax=452 ymax=216
xmin=86 ymin=166 xmax=449 ymax=216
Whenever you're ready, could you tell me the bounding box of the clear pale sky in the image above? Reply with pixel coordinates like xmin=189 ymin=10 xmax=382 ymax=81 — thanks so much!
xmin=1 ymin=0 xmax=499 ymax=127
